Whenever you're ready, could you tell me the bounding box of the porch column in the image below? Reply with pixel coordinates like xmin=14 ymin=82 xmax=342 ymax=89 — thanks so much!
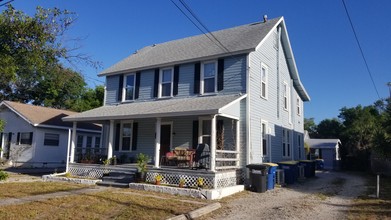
xmin=210 ymin=115 xmax=216 ymax=172
xmin=154 ymin=118 xmax=161 ymax=168
xmin=107 ymin=120 xmax=114 ymax=159
xmin=70 ymin=122 xmax=77 ymax=163
xmin=236 ymin=119 xmax=240 ymax=168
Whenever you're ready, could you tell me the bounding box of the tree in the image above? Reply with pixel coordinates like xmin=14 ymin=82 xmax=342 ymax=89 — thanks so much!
xmin=0 ymin=119 xmax=4 ymax=132
xmin=0 ymin=4 xmax=98 ymax=108
xmin=67 ymin=85 xmax=104 ymax=112
xmin=372 ymin=98 xmax=391 ymax=158
xmin=316 ymin=118 xmax=343 ymax=139
xmin=304 ymin=118 xmax=317 ymax=137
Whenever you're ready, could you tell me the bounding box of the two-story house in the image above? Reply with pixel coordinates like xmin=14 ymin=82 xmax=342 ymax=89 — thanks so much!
xmin=64 ymin=16 xmax=310 ymax=189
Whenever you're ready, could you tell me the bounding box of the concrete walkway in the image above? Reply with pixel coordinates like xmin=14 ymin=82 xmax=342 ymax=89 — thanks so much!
xmin=0 ymin=187 xmax=111 ymax=206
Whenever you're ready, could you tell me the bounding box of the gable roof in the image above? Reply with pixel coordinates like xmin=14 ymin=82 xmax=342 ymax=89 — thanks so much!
xmin=63 ymin=94 xmax=246 ymax=122
xmin=99 ymin=16 xmax=310 ymax=101
xmin=99 ymin=17 xmax=282 ymax=76
xmin=305 ymin=139 xmax=341 ymax=149
xmin=0 ymin=101 xmax=101 ymax=131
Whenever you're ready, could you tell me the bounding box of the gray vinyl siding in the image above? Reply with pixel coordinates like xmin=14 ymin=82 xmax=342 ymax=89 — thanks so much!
xmin=163 ymin=116 xmax=197 ymax=149
xmin=223 ymin=55 xmax=247 ymax=94
xmin=177 ymin=64 xmax=194 ymax=98
xmin=105 ymin=75 xmax=120 ymax=105
xmin=248 ymin=26 xmax=304 ymax=164
xmin=138 ymin=69 xmax=154 ymax=100
xmin=239 ymin=99 xmax=247 ymax=168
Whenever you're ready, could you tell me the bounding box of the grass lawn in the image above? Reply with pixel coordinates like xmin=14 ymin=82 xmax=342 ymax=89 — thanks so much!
xmin=0 ymin=181 xmax=92 ymax=199
xmin=0 ymin=188 xmax=208 ymax=220
xmin=349 ymin=174 xmax=391 ymax=219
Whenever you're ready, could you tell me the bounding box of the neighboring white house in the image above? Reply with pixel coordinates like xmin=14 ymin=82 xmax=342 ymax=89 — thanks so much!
xmin=63 ymin=16 xmax=310 ymax=188
xmin=0 ymin=101 xmax=102 ymax=168
xmin=305 ymin=137 xmax=341 ymax=170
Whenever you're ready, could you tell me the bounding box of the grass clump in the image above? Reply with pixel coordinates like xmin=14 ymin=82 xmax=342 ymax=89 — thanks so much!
xmin=0 ymin=170 xmax=9 ymax=181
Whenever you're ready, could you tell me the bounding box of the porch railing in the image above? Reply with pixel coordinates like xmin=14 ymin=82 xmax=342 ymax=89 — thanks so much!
xmin=215 ymin=150 xmax=239 ymax=170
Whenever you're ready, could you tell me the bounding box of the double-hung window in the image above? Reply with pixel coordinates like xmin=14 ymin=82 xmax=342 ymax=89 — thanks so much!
xmin=120 ymin=121 xmax=133 ymax=151
xmin=200 ymin=119 xmax=211 ymax=147
xmin=123 ymin=74 xmax=135 ymax=101
xmin=18 ymin=132 xmax=32 ymax=145
xmin=296 ymin=97 xmax=301 ymax=116
xmin=283 ymin=82 xmax=289 ymax=110
xmin=44 ymin=133 xmax=59 ymax=146
xmin=201 ymin=61 xmax=217 ymax=94
xmin=159 ymin=68 xmax=173 ymax=97
xmin=282 ymin=129 xmax=291 ymax=158
xmin=260 ymin=63 xmax=268 ymax=99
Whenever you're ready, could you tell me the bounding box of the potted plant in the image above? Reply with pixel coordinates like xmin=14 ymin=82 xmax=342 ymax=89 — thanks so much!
xmin=136 ymin=153 xmax=149 ymax=182
xmin=179 ymin=178 xmax=186 ymax=188
xmin=155 ymin=174 xmax=163 ymax=185
xmin=197 ymin=177 xmax=204 ymax=188
xmin=102 ymin=158 xmax=112 ymax=176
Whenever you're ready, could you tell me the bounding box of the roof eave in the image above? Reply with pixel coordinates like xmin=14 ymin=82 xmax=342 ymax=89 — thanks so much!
xmin=98 ymin=49 xmax=254 ymax=77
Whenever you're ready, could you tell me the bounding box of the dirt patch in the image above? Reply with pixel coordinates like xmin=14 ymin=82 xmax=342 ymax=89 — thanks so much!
xmin=203 ymin=171 xmax=367 ymax=220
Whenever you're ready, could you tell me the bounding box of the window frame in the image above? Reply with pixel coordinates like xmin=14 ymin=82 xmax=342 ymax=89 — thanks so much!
xmin=283 ymin=82 xmax=290 ymax=111
xmin=44 ymin=133 xmax=60 ymax=146
xmin=296 ymin=97 xmax=301 ymax=116
xmin=282 ymin=128 xmax=291 ymax=158
xmin=198 ymin=117 xmax=212 ymax=147
xmin=260 ymin=63 xmax=268 ymax=99
xmin=76 ymin=135 xmax=84 ymax=153
xmin=200 ymin=60 xmax=217 ymax=95
xmin=261 ymin=120 xmax=268 ymax=156
xmin=120 ymin=120 xmax=133 ymax=152
xmin=158 ymin=67 xmax=174 ymax=98
xmin=18 ymin=132 xmax=32 ymax=145
xmin=122 ymin=73 xmax=136 ymax=102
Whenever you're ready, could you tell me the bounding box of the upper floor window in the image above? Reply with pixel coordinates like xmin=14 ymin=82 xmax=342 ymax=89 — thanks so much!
xmin=159 ymin=68 xmax=173 ymax=97
xmin=123 ymin=74 xmax=135 ymax=101
xmin=44 ymin=133 xmax=59 ymax=146
xmin=283 ymin=82 xmax=290 ymax=111
xmin=261 ymin=63 xmax=268 ymax=99
xmin=296 ymin=97 xmax=301 ymax=115
xmin=201 ymin=61 xmax=217 ymax=94
xmin=120 ymin=121 xmax=133 ymax=151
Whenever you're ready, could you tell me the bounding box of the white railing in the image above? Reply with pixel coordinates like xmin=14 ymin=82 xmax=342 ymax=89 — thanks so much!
xmin=215 ymin=150 xmax=239 ymax=170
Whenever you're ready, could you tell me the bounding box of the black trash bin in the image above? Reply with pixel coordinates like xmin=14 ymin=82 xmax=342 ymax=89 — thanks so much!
xmin=299 ymin=160 xmax=316 ymax=178
xmin=246 ymin=164 xmax=268 ymax=193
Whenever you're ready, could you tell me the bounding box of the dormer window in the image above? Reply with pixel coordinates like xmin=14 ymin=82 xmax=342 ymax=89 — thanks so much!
xmin=159 ymin=68 xmax=173 ymax=97
xmin=201 ymin=61 xmax=217 ymax=94
xmin=123 ymin=73 xmax=135 ymax=101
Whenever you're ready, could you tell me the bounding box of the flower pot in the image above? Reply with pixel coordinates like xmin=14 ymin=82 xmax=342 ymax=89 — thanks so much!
xmin=155 ymin=180 xmax=161 ymax=185
xmin=179 ymin=183 xmax=184 ymax=188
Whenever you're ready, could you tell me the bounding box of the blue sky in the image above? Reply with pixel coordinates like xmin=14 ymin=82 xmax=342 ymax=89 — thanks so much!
xmin=3 ymin=0 xmax=391 ymax=123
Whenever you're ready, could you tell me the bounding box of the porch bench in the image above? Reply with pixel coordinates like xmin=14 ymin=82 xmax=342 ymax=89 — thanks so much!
xmin=165 ymin=147 xmax=195 ymax=168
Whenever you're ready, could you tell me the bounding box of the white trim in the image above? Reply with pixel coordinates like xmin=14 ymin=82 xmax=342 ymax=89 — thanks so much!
xmin=122 ymin=73 xmax=136 ymax=102
xmin=70 ymin=122 xmax=77 ymax=163
xmin=35 ymin=124 xmax=100 ymax=133
xmin=296 ymin=96 xmax=301 ymax=116
xmin=260 ymin=63 xmax=268 ymax=100
xmin=66 ymin=129 xmax=71 ymax=172
xmin=246 ymin=53 xmax=251 ymax=166
xmin=283 ymin=81 xmax=289 ymax=111
xmin=255 ymin=17 xmax=284 ymax=51
xmin=200 ymin=60 xmax=218 ymax=95
xmin=198 ymin=116 xmax=212 ymax=144
xmin=218 ymin=94 xmax=247 ymax=112
xmin=107 ymin=120 xmax=114 ymax=159
xmin=261 ymin=120 xmax=269 ymax=157
xmin=210 ymin=115 xmax=217 ymax=172
xmin=158 ymin=67 xmax=174 ymax=98
xmin=217 ymin=113 xmax=239 ymax=121
xmin=155 ymin=118 xmax=161 ymax=168
xmin=119 ymin=120 xmax=134 ymax=152
xmin=0 ymin=102 xmax=34 ymax=125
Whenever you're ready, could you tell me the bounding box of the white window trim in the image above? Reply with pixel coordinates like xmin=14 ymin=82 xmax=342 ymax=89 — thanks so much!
xmin=198 ymin=116 xmax=212 ymax=144
xmin=119 ymin=120 xmax=133 ymax=152
xmin=200 ymin=60 xmax=218 ymax=95
xmin=260 ymin=63 xmax=268 ymax=99
xmin=296 ymin=97 xmax=301 ymax=116
xmin=43 ymin=133 xmax=60 ymax=146
xmin=158 ymin=67 xmax=174 ymax=98
xmin=283 ymin=82 xmax=290 ymax=111
xmin=261 ymin=120 xmax=268 ymax=157
xmin=122 ymin=73 xmax=136 ymax=102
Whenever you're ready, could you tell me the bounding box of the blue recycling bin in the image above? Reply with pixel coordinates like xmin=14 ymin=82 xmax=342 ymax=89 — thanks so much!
xmin=264 ymin=163 xmax=278 ymax=190
xmin=277 ymin=161 xmax=299 ymax=184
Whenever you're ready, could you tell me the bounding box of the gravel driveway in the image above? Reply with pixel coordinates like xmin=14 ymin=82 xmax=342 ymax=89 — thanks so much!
xmin=207 ymin=171 xmax=366 ymax=220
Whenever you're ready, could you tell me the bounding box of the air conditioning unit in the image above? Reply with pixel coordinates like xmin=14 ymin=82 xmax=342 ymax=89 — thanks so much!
xmin=275 ymin=169 xmax=285 ymax=185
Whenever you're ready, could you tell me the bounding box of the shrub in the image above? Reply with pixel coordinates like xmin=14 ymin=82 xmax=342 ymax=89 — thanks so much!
xmin=0 ymin=170 xmax=9 ymax=181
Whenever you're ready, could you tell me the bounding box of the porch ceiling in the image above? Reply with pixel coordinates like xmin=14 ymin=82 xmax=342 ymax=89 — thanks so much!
xmin=63 ymin=94 xmax=246 ymax=122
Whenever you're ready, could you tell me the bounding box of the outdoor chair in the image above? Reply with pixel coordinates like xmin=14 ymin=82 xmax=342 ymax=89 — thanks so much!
xmin=193 ymin=143 xmax=210 ymax=170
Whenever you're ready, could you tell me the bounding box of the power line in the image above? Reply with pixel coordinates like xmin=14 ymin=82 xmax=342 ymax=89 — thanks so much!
xmin=341 ymin=0 xmax=381 ymax=99
xmin=0 ymin=0 xmax=14 ymax=7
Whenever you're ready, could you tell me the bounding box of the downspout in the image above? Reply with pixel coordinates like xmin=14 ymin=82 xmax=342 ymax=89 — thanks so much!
xmin=246 ymin=53 xmax=251 ymax=166
xmin=275 ymin=25 xmax=282 ymax=162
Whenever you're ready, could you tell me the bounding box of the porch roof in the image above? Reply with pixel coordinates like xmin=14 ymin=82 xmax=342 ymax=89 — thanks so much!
xmin=63 ymin=94 xmax=246 ymax=122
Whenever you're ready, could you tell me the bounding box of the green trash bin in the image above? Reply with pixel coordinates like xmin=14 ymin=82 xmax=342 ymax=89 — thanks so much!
xmin=246 ymin=164 xmax=268 ymax=193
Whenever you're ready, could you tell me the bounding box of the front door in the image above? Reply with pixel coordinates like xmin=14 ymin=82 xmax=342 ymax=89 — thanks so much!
xmin=160 ymin=124 xmax=172 ymax=157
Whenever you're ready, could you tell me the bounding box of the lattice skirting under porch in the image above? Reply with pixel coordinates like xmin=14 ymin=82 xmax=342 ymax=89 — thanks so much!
xmin=147 ymin=169 xmax=244 ymax=189
xmin=68 ymin=163 xmax=137 ymax=179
